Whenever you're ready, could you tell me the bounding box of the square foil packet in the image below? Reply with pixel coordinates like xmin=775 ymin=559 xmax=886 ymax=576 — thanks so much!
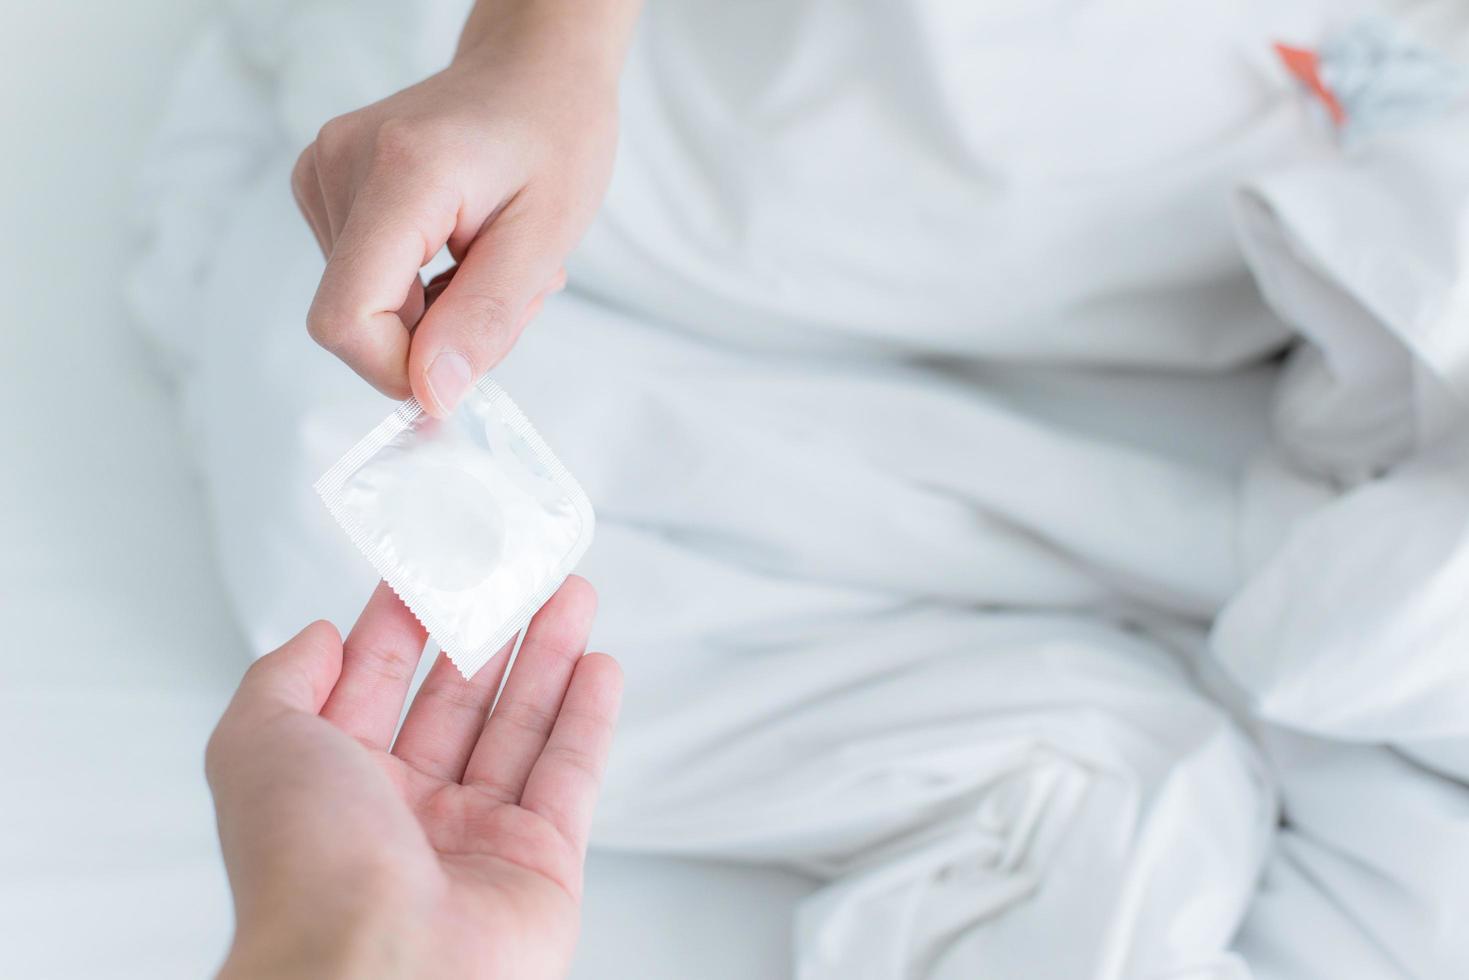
xmin=316 ymin=378 xmax=594 ymax=677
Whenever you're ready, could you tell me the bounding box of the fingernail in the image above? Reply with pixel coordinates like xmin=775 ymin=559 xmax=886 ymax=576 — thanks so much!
xmin=426 ymin=350 xmax=472 ymax=415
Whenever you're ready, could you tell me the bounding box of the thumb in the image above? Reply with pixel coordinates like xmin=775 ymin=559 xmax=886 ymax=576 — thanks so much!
xmin=407 ymin=199 xmax=566 ymax=417
xmin=206 ymin=621 xmax=344 ymax=793
xmin=230 ymin=621 xmax=344 ymax=720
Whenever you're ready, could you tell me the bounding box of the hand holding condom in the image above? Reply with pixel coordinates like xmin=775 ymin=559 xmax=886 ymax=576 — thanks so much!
xmin=291 ymin=5 xmax=624 ymax=416
xmin=231 ymin=6 xmax=640 ymax=974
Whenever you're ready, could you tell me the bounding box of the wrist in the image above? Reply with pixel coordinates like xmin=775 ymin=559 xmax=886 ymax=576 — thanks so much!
xmin=220 ymin=931 xmax=375 ymax=980
xmin=456 ymin=0 xmax=641 ymax=87
xmin=219 ymin=879 xmax=428 ymax=980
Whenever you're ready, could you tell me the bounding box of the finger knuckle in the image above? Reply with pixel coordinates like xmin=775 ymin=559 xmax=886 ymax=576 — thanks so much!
xmin=455 ymin=286 xmax=517 ymax=332
xmin=350 ymin=637 xmax=421 ymax=682
xmin=314 ymin=115 xmax=355 ymax=159
xmin=289 ymin=146 xmax=317 ymax=199
xmin=305 ymin=301 xmax=351 ymax=351
xmin=499 ymin=699 xmax=559 ymax=738
xmin=470 ymin=775 xmax=522 ymax=805
xmin=543 ymin=743 xmax=599 ymax=783
xmin=240 ymin=655 xmax=271 ymax=685
xmin=423 ymin=681 xmax=491 ymax=715
xmin=371 ymin=118 xmax=428 ymax=168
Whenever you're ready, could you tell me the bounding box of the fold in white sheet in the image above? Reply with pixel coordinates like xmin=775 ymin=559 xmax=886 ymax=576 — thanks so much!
xmin=129 ymin=0 xmax=1469 ymax=977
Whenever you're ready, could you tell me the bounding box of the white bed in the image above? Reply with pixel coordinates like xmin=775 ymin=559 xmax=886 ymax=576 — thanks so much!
xmin=10 ymin=3 xmax=1469 ymax=978
xmin=0 ymin=4 xmax=810 ymax=977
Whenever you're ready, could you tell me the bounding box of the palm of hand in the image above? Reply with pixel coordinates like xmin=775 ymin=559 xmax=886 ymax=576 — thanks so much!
xmin=373 ymin=746 xmax=587 ymax=977
xmin=209 ymin=577 xmax=619 ymax=979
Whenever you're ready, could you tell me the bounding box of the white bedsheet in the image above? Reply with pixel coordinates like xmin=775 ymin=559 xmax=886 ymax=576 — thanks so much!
xmin=125 ymin=0 xmax=1469 ymax=977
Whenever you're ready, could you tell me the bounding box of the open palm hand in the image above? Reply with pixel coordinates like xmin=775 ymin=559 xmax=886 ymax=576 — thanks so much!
xmin=206 ymin=577 xmax=619 ymax=979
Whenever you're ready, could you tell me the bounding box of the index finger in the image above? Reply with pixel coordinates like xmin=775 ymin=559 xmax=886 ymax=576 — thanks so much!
xmin=306 ymin=179 xmax=455 ymax=398
xmin=319 ymin=581 xmax=429 ymax=751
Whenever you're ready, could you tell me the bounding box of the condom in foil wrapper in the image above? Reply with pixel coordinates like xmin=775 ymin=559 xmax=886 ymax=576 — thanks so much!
xmin=315 ymin=377 xmax=594 ymax=677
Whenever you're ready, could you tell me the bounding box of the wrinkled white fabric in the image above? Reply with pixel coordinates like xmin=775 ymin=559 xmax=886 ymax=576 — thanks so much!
xmin=130 ymin=0 xmax=1469 ymax=976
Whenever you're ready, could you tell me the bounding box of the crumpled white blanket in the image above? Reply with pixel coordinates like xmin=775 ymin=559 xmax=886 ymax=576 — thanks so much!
xmin=130 ymin=0 xmax=1469 ymax=976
